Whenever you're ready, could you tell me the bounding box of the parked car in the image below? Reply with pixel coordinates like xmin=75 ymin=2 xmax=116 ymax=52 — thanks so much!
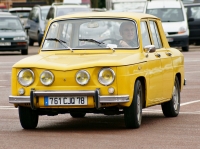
xmin=9 ymin=12 xmax=185 ymax=129
xmin=9 ymin=7 xmax=32 ymax=27
xmin=45 ymin=3 xmax=91 ymax=27
xmin=0 ymin=13 xmax=29 ymax=55
xmin=26 ymin=5 xmax=50 ymax=46
xmin=146 ymin=0 xmax=190 ymax=51
xmin=184 ymin=3 xmax=200 ymax=45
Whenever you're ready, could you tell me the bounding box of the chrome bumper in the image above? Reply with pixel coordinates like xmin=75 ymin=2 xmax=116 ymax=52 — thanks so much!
xmin=9 ymin=89 xmax=129 ymax=109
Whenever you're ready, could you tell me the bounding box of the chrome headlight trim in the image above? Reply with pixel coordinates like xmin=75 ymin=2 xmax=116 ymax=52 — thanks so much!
xmin=17 ymin=69 xmax=34 ymax=87
xmin=98 ymin=68 xmax=115 ymax=86
xmin=40 ymin=70 xmax=54 ymax=86
xmin=76 ymin=70 xmax=90 ymax=85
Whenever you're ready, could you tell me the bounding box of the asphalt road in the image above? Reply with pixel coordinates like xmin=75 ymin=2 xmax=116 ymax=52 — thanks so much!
xmin=0 ymin=45 xmax=200 ymax=149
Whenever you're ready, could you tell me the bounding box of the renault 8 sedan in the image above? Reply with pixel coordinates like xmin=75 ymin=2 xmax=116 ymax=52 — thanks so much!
xmin=9 ymin=12 xmax=185 ymax=129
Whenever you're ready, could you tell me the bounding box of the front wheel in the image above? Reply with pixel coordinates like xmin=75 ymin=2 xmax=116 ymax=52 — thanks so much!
xmin=18 ymin=106 xmax=38 ymax=129
xmin=21 ymin=49 xmax=28 ymax=55
xmin=161 ymin=76 xmax=180 ymax=117
xmin=124 ymin=79 xmax=143 ymax=129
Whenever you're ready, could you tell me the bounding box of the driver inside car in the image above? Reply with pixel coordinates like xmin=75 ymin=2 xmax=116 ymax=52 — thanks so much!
xmin=118 ymin=22 xmax=138 ymax=47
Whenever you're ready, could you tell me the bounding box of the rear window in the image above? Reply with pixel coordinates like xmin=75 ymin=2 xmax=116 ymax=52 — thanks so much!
xmin=10 ymin=11 xmax=30 ymax=18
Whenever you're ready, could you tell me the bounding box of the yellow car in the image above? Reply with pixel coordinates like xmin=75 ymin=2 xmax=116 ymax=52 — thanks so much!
xmin=9 ymin=12 xmax=185 ymax=129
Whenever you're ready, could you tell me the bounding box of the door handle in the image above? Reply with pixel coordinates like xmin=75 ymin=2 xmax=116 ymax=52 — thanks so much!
xmin=166 ymin=52 xmax=172 ymax=56
xmin=155 ymin=53 xmax=161 ymax=57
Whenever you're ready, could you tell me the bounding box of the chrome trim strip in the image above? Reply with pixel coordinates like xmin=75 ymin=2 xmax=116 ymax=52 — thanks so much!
xmin=99 ymin=95 xmax=129 ymax=103
xmin=34 ymin=90 xmax=96 ymax=96
xmin=9 ymin=96 xmax=30 ymax=103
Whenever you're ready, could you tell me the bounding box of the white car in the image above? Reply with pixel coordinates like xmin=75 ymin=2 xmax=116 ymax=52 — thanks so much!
xmin=146 ymin=0 xmax=189 ymax=51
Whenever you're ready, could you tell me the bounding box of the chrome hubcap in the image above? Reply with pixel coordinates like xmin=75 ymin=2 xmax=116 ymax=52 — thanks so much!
xmin=173 ymin=85 xmax=179 ymax=110
xmin=137 ymin=92 xmax=141 ymax=123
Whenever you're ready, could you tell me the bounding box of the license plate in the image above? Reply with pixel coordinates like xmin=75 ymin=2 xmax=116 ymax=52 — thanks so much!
xmin=167 ymin=38 xmax=173 ymax=42
xmin=44 ymin=96 xmax=87 ymax=106
xmin=0 ymin=42 xmax=11 ymax=46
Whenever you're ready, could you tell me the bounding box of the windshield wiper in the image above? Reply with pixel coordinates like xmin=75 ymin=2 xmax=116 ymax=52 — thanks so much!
xmin=79 ymin=38 xmax=105 ymax=47
xmin=45 ymin=38 xmax=73 ymax=52
xmin=79 ymin=38 xmax=115 ymax=52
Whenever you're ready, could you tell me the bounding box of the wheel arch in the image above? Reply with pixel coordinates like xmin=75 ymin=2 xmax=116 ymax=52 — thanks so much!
xmin=175 ymin=73 xmax=181 ymax=90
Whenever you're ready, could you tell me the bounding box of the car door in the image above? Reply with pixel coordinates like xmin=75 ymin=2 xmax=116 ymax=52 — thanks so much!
xmin=140 ymin=21 xmax=163 ymax=106
xmin=149 ymin=20 xmax=174 ymax=101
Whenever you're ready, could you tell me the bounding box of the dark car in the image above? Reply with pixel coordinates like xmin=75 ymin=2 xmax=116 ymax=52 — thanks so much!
xmin=0 ymin=13 xmax=29 ymax=55
xmin=26 ymin=5 xmax=50 ymax=46
xmin=184 ymin=3 xmax=200 ymax=45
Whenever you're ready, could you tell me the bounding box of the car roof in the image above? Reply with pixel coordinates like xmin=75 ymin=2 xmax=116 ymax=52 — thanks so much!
xmin=52 ymin=4 xmax=89 ymax=8
xmin=0 ymin=12 xmax=12 ymax=15
xmin=147 ymin=1 xmax=182 ymax=9
xmin=34 ymin=5 xmax=51 ymax=9
xmin=0 ymin=13 xmax=19 ymax=18
xmin=9 ymin=7 xmax=32 ymax=11
xmin=184 ymin=2 xmax=200 ymax=6
xmin=53 ymin=12 xmax=158 ymax=21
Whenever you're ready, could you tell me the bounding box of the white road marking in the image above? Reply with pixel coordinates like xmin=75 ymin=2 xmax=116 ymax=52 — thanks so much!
xmin=180 ymin=100 xmax=200 ymax=106
xmin=0 ymin=86 xmax=6 ymax=87
xmin=185 ymin=71 xmax=200 ymax=73
xmin=0 ymin=80 xmax=7 ymax=81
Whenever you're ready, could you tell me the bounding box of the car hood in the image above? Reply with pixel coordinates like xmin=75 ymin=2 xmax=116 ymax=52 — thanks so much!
xmin=0 ymin=30 xmax=26 ymax=37
xmin=162 ymin=21 xmax=186 ymax=33
xmin=13 ymin=52 xmax=145 ymax=70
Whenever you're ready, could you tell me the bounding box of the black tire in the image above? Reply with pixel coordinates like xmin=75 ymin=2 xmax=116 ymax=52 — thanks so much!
xmin=21 ymin=49 xmax=28 ymax=55
xmin=124 ymin=79 xmax=143 ymax=129
xmin=161 ymin=76 xmax=180 ymax=117
xmin=29 ymin=38 xmax=34 ymax=46
xmin=70 ymin=112 xmax=86 ymax=118
xmin=18 ymin=106 xmax=38 ymax=129
xmin=182 ymin=46 xmax=189 ymax=52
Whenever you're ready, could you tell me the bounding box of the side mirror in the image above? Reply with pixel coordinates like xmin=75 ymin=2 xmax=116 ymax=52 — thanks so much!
xmin=188 ymin=17 xmax=194 ymax=22
xmin=24 ymin=25 xmax=30 ymax=30
xmin=144 ymin=45 xmax=156 ymax=53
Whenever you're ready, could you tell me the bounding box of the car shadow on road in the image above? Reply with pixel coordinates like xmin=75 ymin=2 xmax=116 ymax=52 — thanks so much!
xmin=24 ymin=113 xmax=171 ymax=132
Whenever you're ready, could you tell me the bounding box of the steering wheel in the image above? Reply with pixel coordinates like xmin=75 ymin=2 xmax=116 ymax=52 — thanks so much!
xmin=100 ymin=38 xmax=119 ymax=45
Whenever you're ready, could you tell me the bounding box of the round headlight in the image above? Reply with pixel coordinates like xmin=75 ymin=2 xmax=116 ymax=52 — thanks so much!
xmin=17 ymin=69 xmax=34 ymax=87
xmin=40 ymin=70 xmax=54 ymax=86
xmin=98 ymin=68 xmax=115 ymax=86
xmin=76 ymin=70 xmax=90 ymax=85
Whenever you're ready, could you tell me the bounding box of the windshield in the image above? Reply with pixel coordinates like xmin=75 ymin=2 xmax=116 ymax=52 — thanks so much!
xmin=113 ymin=2 xmax=146 ymax=13
xmin=42 ymin=18 xmax=139 ymax=50
xmin=56 ymin=7 xmax=91 ymax=17
xmin=10 ymin=11 xmax=30 ymax=18
xmin=146 ymin=8 xmax=184 ymax=22
xmin=0 ymin=18 xmax=23 ymax=30
xmin=41 ymin=8 xmax=50 ymax=20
